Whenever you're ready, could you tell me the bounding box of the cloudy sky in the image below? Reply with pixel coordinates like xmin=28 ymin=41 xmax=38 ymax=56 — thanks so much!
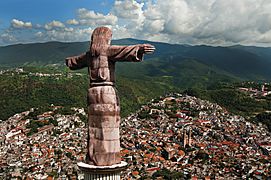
xmin=1 ymin=0 xmax=271 ymax=47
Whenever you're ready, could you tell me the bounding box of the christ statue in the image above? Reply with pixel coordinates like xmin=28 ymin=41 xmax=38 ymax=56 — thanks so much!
xmin=65 ymin=27 xmax=155 ymax=166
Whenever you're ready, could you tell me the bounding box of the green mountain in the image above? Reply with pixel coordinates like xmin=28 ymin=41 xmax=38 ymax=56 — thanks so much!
xmin=0 ymin=41 xmax=89 ymax=66
xmin=1 ymin=39 xmax=271 ymax=120
xmin=1 ymin=39 xmax=271 ymax=80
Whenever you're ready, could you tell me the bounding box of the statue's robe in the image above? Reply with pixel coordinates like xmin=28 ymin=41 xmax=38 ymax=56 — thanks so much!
xmin=66 ymin=45 xmax=144 ymax=166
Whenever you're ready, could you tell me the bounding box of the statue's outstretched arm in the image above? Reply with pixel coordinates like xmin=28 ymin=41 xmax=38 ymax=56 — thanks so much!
xmin=65 ymin=52 xmax=89 ymax=70
xmin=108 ymin=44 xmax=155 ymax=62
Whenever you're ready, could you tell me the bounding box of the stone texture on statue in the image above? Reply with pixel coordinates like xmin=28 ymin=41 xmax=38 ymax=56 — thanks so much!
xmin=65 ymin=27 xmax=155 ymax=166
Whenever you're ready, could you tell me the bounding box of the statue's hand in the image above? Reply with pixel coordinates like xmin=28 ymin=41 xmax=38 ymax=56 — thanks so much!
xmin=65 ymin=57 xmax=73 ymax=67
xmin=65 ymin=56 xmax=78 ymax=67
xmin=140 ymin=44 xmax=155 ymax=54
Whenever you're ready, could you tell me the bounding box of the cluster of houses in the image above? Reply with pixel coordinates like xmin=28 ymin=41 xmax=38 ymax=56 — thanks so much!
xmin=0 ymin=107 xmax=87 ymax=179
xmin=120 ymin=93 xmax=271 ymax=179
xmin=239 ymin=83 xmax=271 ymax=97
xmin=0 ymin=93 xmax=270 ymax=179
xmin=0 ymin=67 xmax=83 ymax=78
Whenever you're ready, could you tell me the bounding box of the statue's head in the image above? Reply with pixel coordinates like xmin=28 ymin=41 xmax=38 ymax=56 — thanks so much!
xmin=90 ymin=27 xmax=112 ymax=56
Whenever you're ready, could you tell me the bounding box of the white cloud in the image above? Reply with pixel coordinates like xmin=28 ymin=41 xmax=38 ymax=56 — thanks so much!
xmin=143 ymin=19 xmax=164 ymax=33
xmin=35 ymin=24 xmax=43 ymax=28
xmin=111 ymin=25 xmax=132 ymax=39
xmin=113 ymin=0 xmax=144 ymax=19
xmin=44 ymin=27 xmax=93 ymax=42
xmin=0 ymin=33 xmax=17 ymax=43
xmin=11 ymin=19 xmax=32 ymax=29
xmin=257 ymin=30 xmax=271 ymax=43
xmin=2 ymin=0 xmax=271 ymax=46
xmin=111 ymin=0 xmax=145 ymax=38
xmin=136 ymin=0 xmax=271 ymax=46
xmin=77 ymin=8 xmax=117 ymax=26
xmin=66 ymin=19 xmax=79 ymax=25
xmin=45 ymin=20 xmax=65 ymax=30
xmin=35 ymin=31 xmax=44 ymax=38
xmin=141 ymin=0 xmax=211 ymax=39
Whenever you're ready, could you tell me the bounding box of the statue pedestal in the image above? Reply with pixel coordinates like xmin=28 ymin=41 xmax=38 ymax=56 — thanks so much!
xmin=78 ymin=161 xmax=128 ymax=180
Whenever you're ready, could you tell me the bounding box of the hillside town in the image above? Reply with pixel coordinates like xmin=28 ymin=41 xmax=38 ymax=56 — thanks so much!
xmin=239 ymin=83 xmax=271 ymax=97
xmin=0 ymin=67 xmax=84 ymax=78
xmin=120 ymin=94 xmax=271 ymax=179
xmin=0 ymin=107 xmax=87 ymax=179
xmin=0 ymin=94 xmax=271 ymax=179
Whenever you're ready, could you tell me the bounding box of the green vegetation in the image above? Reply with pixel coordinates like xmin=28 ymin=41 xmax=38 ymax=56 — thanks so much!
xmin=184 ymin=82 xmax=270 ymax=116
xmin=152 ymin=168 xmax=186 ymax=179
xmin=1 ymin=40 xmax=271 ymax=130
xmin=0 ymin=67 xmax=175 ymax=120
xmin=54 ymin=107 xmax=76 ymax=115
xmin=1 ymin=65 xmax=271 ymax=133
xmin=184 ymin=82 xmax=271 ymax=130
xmin=1 ymin=39 xmax=271 ymax=80
xmin=24 ymin=107 xmax=51 ymax=120
xmin=65 ymin=152 xmax=75 ymax=160
xmin=0 ymin=70 xmax=88 ymax=120
xmin=24 ymin=107 xmax=59 ymax=136
xmin=251 ymin=112 xmax=271 ymax=131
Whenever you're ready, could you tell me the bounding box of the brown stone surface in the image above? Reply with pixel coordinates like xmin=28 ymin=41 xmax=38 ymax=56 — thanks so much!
xmin=65 ymin=26 xmax=155 ymax=166
xmin=88 ymin=115 xmax=120 ymax=128
xmin=90 ymin=127 xmax=120 ymax=140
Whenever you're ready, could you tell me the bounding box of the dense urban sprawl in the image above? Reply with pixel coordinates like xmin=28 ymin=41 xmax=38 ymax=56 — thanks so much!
xmin=0 ymin=94 xmax=270 ymax=179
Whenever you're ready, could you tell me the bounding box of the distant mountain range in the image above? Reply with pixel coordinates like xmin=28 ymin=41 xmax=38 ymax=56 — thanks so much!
xmin=1 ymin=39 xmax=271 ymax=83
xmin=1 ymin=39 xmax=271 ymax=121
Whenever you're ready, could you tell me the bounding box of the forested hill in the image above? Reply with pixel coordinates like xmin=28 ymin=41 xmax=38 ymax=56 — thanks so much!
xmin=1 ymin=40 xmax=271 ymax=121
xmin=1 ymin=39 xmax=271 ymax=80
